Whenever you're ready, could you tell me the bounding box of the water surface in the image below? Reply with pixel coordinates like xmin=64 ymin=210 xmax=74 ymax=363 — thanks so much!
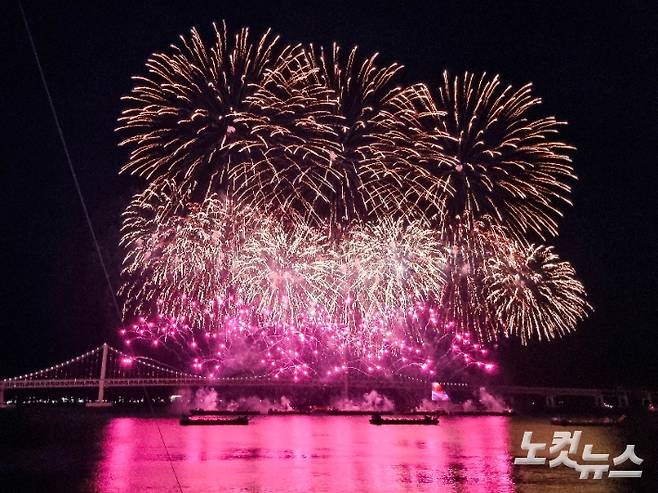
xmin=1 ymin=410 xmax=655 ymax=492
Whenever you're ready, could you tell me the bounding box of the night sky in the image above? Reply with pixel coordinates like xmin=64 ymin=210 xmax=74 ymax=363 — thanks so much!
xmin=3 ymin=1 xmax=656 ymax=387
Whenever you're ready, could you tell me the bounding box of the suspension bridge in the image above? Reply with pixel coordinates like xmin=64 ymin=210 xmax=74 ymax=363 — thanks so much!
xmin=0 ymin=343 xmax=444 ymax=407
xmin=1 ymin=343 xmax=655 ymax=409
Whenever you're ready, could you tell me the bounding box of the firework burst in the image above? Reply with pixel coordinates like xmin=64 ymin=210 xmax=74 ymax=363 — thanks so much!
xmin=119 ymin=181 xmax=261 ymax=324
xmin=438 ymin=215 xmax=510 ymax=342
xmin=121 ymin=296 xmax=496 ymax=380
xmin=340 ymin=217 xmax=446 ymax=323
xmin=233 ymin=214 xmax=336 ymax=323
xmin=404 ymin=71 xmax=576 ymax=239
xmin=484 ymin=243 xmax=591 ymax=343
xmin=116 ymin=22 xmax=591 ymax=378
xmin=118 ymin=21 xmax=334 ymax=211
xmin=303 ymin=44 xmax=421 ymax=225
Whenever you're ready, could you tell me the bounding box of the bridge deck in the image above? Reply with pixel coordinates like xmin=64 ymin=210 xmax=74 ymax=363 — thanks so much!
xmin=3 ymin=378 xmax=654 ymax=399
xmin=1 ymin=343 xmax=654 ymax=402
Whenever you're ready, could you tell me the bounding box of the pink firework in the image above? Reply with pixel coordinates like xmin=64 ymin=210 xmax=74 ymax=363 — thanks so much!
xmin=120 ymin=293 xmax=497 ymax=381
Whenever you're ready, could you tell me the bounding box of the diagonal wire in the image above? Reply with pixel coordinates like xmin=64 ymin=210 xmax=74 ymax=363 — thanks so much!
xmin=19 ymin=4 xmax=184 ymax=492
xmin=19 ymin=1 xmax=122 ymax=323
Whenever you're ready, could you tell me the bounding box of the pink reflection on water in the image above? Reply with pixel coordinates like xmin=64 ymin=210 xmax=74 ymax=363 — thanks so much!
xmin=96 ymin=416 xmax=514 ymax=492
xmin=98 ymin=418 xmax=136 ymax=492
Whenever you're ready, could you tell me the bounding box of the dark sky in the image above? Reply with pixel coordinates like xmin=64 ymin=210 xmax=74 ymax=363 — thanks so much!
xmin=3 ymin=1 xmax=656 ymax=387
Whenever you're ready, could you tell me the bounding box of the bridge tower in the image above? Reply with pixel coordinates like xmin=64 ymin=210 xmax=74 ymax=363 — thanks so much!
xmin=86 ymin=343 xmax=112 ymax=408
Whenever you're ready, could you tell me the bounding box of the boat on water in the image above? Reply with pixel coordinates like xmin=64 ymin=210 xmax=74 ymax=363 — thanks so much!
xmin=180 ymin=414 xmax=250 ymax=425
xmin=551 ymin=415 xmax=627 ymax=427
xmin=370 ymin=414 xmax=439 ymax=425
